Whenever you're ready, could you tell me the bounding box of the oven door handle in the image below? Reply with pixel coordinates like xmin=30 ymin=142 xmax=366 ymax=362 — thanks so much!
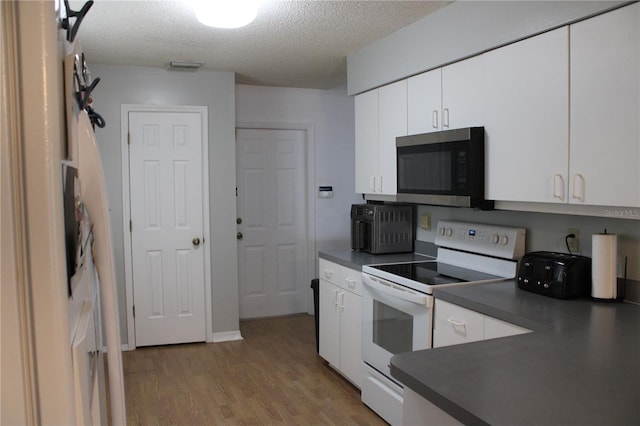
xmin=363 ymin=274 xmax=433 ymax=308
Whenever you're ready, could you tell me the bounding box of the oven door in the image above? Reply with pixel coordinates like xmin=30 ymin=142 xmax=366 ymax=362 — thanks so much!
xmin=361 ymin=272 xmax=433 ymax=378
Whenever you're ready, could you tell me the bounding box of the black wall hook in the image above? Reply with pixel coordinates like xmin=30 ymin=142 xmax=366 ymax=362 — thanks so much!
xmin=75 ymin=76 xmax=100 ymax=111
xmin=62 ymin=0 xmax=94 ymax=42
xmin=87 ymin=105 xmax=106 ymax=129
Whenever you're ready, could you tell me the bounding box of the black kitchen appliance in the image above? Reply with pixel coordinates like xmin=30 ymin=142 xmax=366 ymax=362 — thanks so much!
xmin=395 ymin=126 xmax=493 ymax=210
xmin=350 ymin=203 xmax=414 ymax=254
xmin=517 ymin=251 xmax=592 ymax=299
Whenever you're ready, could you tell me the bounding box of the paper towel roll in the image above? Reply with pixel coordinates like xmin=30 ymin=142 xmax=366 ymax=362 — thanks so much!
xmin=591 ymin=233 xmax=617 ymax=300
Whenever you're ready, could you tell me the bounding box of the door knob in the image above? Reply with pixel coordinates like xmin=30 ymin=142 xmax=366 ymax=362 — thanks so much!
xmin=237 ymin=232 xmax=243 ymax=240
xmin=192 ymin=237 xmax=201 ymax=246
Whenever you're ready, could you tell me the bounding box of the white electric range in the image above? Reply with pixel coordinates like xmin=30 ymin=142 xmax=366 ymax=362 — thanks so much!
xmin=360 ymin=220 xmax=526 ymax=426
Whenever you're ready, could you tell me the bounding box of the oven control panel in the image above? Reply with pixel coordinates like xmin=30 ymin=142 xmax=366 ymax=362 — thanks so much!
xmin=435 ymin=220 xmax=526 ymax=259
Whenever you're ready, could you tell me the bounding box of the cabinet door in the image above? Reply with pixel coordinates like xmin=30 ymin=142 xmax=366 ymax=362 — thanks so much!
xmin=339 ymin=289 xmax=362 ymax=388
xmin=355 ymin=89 xmax=379 ymax=194
xmin=442 ymin=55 xmax=484 ymax=130
xmin=408 ymin=68 xmax=442 ymax=134
xmin=378 ymin=80 xmax=407 ymax=195
xmin=433 ymin=299 xmax=484 ymax=348
xmin=318 ymin=280 xmax=340 ymax=368
xmin=484 ymin=27 xmax=569 ymax=203
xmin=569 ymin=3 xmax=640 ymax=207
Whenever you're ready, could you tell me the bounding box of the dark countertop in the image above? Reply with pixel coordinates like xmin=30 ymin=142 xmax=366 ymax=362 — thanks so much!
xmin=391 ymin=281 xmax=640 ymax=425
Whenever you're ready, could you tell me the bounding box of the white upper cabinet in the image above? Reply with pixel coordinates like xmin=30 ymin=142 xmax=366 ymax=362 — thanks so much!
xmin=569 ymin=2 xmax=640 ymax=207
xmin=408 ymin=55 xmax=483 ymax=134
xmin=355 ymin=5 xmax=639 ymax=211
xmin=355 ymin=80 xmax=407 ymax=195
xmin=355 ymin=89 xmax=379 ymax=194
xmin=484 ymin=27 xmax=569 ymax=203
xmin=408 ymin=68 xmax=441 ymax=134
xmin=378 ymin=80 xmax=407 ymax=195
xmin=441 ymin=55 xmax=485 ymax=130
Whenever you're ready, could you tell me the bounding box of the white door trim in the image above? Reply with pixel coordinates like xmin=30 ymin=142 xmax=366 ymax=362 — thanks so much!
xmin=236 ymin=121 xmax=317 ymax=315
xmin=121 ymin=104 xmax=211 ymax=349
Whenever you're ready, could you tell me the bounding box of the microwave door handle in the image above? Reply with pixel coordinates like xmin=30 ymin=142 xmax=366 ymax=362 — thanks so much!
xmin=363 ymin=275 xmax=433 ymax=307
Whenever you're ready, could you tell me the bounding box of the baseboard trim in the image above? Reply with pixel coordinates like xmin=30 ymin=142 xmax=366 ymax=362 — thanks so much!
xmin=101 ymin=344 xmax=131 ymax=352
xmin=211 ymin=330 xmax=243 ymax=343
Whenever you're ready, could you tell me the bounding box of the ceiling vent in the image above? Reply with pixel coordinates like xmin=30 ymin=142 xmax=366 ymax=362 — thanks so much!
xmin=168 ymin=61 xmax=203 ymax=71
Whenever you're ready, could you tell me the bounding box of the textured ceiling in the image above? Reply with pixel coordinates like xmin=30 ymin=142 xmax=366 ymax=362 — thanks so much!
xmin=70 ymin=0 xmax=451 ymax=89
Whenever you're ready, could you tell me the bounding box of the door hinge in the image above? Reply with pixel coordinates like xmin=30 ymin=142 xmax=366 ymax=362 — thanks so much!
xmin=133 ymin=305 xmax=135 ymax=318
xmin=127 ymin=132 xmax=131 ymax=145
xmin=129 ymin=220 xmax=132 ymax=232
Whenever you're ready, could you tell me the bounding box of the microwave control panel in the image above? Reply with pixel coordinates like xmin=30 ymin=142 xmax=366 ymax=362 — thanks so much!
xmin=435 ymin=220 xmax=526 ymax=260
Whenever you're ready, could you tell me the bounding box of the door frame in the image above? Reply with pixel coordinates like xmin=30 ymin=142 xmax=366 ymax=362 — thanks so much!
xmin=236 ymin=121 xmax=317 ymax=315
xmin=121 ymin=104 xmax=211 ymax=349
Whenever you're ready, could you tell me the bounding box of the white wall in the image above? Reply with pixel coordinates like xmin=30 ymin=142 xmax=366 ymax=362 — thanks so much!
xmin=90 ymin=64 xmax=239 ymax=342
xmin=347 ymin=1 xmax=625 ymax=94
xmin=90 ymin=73 xmax=358 ymax=342
xmin=236 ymin=84 xmax=361 ymax=261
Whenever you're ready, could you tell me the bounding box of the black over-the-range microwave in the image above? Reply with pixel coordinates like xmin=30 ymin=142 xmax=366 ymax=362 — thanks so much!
xmin=395 ymin=126 xmax=494 ymax=210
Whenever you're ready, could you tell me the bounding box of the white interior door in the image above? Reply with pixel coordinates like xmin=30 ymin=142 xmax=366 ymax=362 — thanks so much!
xmin=128 ymin=111 xmax=206 ymax=346
xmin=236 ymin=128 xmax=308 ymax=319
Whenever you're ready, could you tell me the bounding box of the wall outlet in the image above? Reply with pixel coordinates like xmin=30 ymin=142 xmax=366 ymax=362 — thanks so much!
xmin=567 ymin=228 xmax=579 ymax=253
xmin=420 ymin=212 xmax=431 ymax=230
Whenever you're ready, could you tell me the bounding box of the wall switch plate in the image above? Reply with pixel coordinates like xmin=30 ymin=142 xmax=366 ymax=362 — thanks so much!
xmin=567 ymin=228 xmax=579 ymax=253
xmin=420 ymin=212 xmax=431 ymax=230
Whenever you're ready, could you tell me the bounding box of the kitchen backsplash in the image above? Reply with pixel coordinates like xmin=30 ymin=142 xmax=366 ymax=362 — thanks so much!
xmin=415 ymin=205 xmax=640 ymax=282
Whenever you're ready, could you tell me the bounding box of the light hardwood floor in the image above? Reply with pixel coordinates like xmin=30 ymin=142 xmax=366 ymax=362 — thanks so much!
xmin=123 ymin=315 xmax=387 ymax=425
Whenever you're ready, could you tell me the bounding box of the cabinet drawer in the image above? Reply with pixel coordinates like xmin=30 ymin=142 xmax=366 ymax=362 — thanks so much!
xmin=433 ymin=299 xmax=485 ymax=347
xmin=319 ymin=259 xmax=362 ymax=295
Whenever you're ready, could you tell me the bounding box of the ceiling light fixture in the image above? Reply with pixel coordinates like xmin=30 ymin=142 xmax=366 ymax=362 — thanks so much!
xmin=191 ymin=0 xmax=262 ymax=29
xmin=169 ymin=61 xmax=203 ymax=70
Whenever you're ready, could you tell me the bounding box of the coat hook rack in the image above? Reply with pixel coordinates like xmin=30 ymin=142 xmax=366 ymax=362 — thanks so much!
xmin=78 ymin=77 xmax=100 ymax=111
xmin=62 ymin=0 xmax=94 ymax=42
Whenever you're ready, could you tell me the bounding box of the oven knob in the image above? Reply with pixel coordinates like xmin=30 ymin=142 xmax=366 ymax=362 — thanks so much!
xmin=438 ymin=227 xmax=445 ymax=236
xmin=490 ymin=234 xmax=499 ymax=244
xmin=445 ymin=228 xmax=453 ymax=237
xmin=500 ymin=235 xmax=509 ymax=245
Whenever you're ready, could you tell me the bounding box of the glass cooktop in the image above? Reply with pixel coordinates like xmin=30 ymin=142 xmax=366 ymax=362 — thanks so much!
xmin=369 ymin=261 xmax=503 ymax=286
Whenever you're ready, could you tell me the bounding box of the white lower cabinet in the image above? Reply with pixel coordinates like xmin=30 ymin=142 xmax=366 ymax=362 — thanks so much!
xmin=318 ymin=259 xmax=362 ymax=388
xmin=433 ymin=299 xmax=529 ymax=348
xmin=402 ymin=300 xmax=530 ymax=425
xmin=403 ymin=387 xmax=462 ymax=426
